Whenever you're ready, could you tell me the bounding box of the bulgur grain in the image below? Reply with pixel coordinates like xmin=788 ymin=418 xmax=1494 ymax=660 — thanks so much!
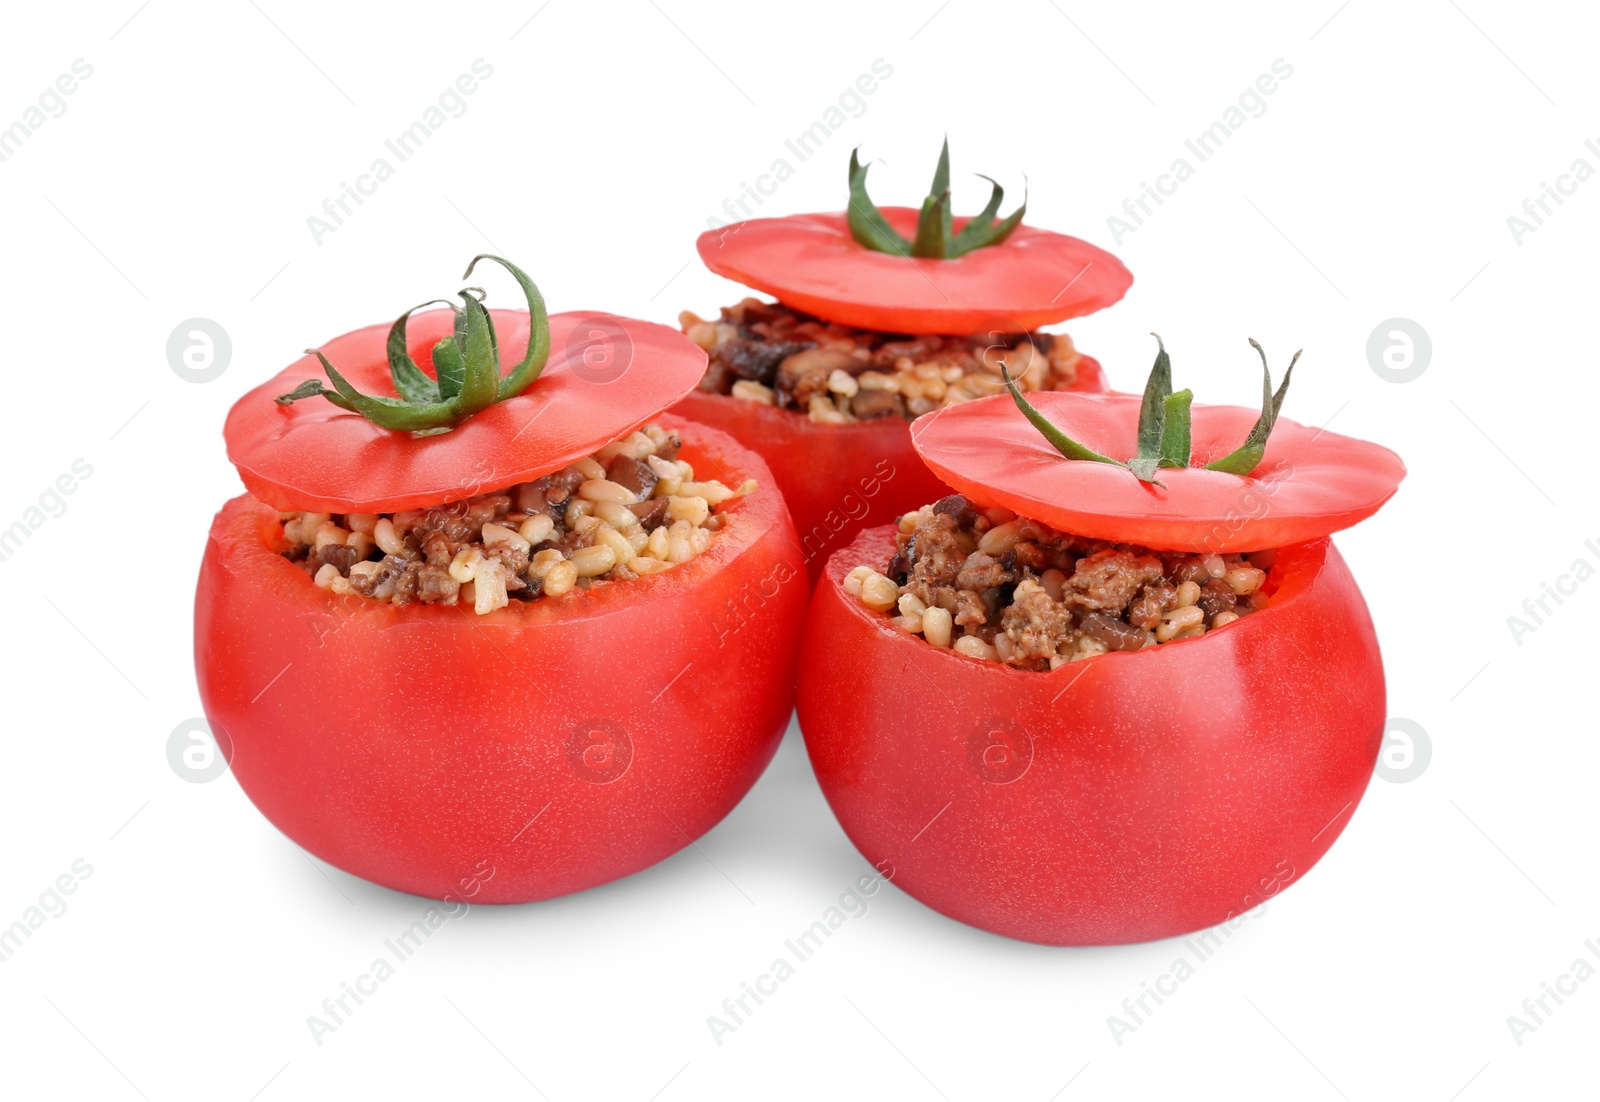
xmin=542 ymin=560 xmax=577 ymax=597
xmin=846 ymin=495 xmax=1274 ymax=669
xmin=954 ymin=636 xmax=998 ymax=660
xmin=859 ymin=572 xmax=899 ymax=612
xmin=687 ymin=297 xmax=1084 ymax=423
xmin=277 ymin=423 xmax=748 ymax=613
xmin=921 ymin=605 xmax=954 ymax=648
xmin=1225 ymin=566 xmax=1265 ymax=595
xmin=843 ymin=565 xmax=872 ymax=597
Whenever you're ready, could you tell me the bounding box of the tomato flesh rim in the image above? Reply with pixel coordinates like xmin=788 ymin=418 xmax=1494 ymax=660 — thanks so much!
xmin=215 ymin=422 xmax=786 ymax=625
xmin=675 ymin=353 xmax=1108 ymax=431
xmin=818 ymin=524 xmax=1326 ymax=679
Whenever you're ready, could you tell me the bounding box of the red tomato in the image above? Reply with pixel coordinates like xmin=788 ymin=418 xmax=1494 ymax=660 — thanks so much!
xmin=227 ymin=308 xmax=706 ymax=515
xmin=197 ymin=425 xmax=806 ymax=903
xmin=671 ymin=356 xmax=1107 ymax=583
xmin=913 ymin=390 xmax=1406 ymax=552
xmin=698 ymin=208 xmax=1132 ymax=335
xmin=797 ymin=528 xmax=1383 ymax=945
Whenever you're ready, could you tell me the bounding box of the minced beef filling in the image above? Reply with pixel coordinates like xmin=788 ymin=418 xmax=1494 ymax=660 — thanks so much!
xmin=278 ymin=424 xmax=750 ymax=615
xmin=847 ymin=495 xmax=1275 ymax=670
xmin=679 ymin=298 xmax=1082 ymax=424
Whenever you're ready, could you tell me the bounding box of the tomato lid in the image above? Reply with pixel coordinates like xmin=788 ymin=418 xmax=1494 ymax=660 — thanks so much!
xmin=910 ymin=341 xmax=1405 ymax=552
xmin=696 ymin=140 xmax=1129 ymax=336
xmin=698 ymin=208 xmax=1130 ymax=336
xmin=225 ymin=297 xmax=706 ymax=514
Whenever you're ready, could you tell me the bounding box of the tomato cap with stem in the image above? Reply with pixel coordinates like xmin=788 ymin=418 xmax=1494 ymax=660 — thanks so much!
xmin=276 ymin=254 xmax=550 ymax=437
xmin=910 ymin=340 xmax=1404 ymax=552
xmin=696 ymin=145 xmax=1131 ymax=336
xmin=1000 ymin=334 xmax=1300 ymax=487
xmin=226 ymin=257 xmax=708 ymax=515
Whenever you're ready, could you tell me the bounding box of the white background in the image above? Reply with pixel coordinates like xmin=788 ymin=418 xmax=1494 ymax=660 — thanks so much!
xmin=1 ymin=2 xmax=1594 ymax=1099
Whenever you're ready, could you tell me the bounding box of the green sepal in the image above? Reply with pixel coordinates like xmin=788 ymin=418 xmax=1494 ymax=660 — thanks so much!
xmin=928 ymin=136 xmax=951 ymax=205
xmin=846 ymin=148 xmax=912 ymax=256
xmin=464 ymin=254 xmax=550 ymax=399
xmin=305 ymin=349 xmax=460 ymax=432
xmin=926 ymin=138 xmax=952 ymax=248
xmin=911 ymin=188 xmax=951 ymax=258
xmin=454 ymin=288 xmax=501 ymax=366
xmin=1158 ymin=389 xmax=1192 ymax=467
xmin=951 ymin=174 xmax=1003 ymax=241
xmin=1000 ymin=363 xmax=1127 ymax=468
xmin=947 ymin=174 xmax=1024 ymax=255
xmin=1125 ymin=455 xmax=1166 ymax=485
xmin=948 ymin=174 xmax=1027 ymax=257
xmin=432 ymin=336 xmax=466 ymax=402
xmin=275 ymin=254 xmax=552 ymax=436
xmin=1204 ymin=340 xmax=1301 ymax=475
xmin=1135 ymin=333 xmax=1173 ymax=462
xmin=275 ymin=377 xmax=352 ymax=411
xmin=385 ymin=300 xmax=454 ymax=404
xmin=453 ymin=290 xmax=500 ymax=417
xmin=978 ymin=198 xmax=1027 ymax=250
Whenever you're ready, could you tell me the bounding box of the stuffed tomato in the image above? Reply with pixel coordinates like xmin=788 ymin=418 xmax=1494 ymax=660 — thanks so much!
xmin=674 ymin=142 xmax=1130 ymax=580
xmin=196 ymin=257 xmax=807 ymax=903
xmin=797 ymin=338 xmax=1406 ymax=944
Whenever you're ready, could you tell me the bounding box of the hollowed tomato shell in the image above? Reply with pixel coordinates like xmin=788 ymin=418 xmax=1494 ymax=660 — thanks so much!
xmin=797 ymin=526 xmax=1384 ymax=945
xmin=670 ymin=356 xmax=1107 ymax=586
xmin=196 ymin=425 xmax=807 ymax=903
xmin=697 ymin=208 xmax=1132 ymax=335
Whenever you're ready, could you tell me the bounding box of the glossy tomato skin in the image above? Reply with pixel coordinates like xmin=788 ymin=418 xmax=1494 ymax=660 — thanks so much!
xmin=196 ymin=426 xmax=807 ymax=904
xmin=697 ymin=208 xmax=1133 ymax=334
xmin=670 ymin=356 xmax=1106 ymax=584
xmin=912 ymin=390 xmax=1407 ymax=553
xmin=797 ymin=527 xmax=1384 ymax=945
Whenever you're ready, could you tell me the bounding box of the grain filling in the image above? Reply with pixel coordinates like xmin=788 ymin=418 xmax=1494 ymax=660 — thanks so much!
xmin=278 ymin=424 xmax=751 ymax=614
xmin=681 ymin=298 xmax=1083 ymax=424
xmin=847 ymin=495 xmax=1275 ymax=669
